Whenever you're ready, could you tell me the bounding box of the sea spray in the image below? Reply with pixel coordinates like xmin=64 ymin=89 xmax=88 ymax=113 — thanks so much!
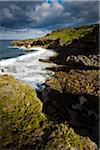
xmin=0 ymin=47 xmax=57 ymax=90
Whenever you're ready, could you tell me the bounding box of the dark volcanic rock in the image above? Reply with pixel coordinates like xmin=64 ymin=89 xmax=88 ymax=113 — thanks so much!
xmin=44 ymin=70 xmax=99 ymax=145
xmin=53 ymin=25 xmax=99 ymax=65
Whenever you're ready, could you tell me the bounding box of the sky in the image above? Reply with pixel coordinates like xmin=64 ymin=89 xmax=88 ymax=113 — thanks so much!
xmin=0 ymin=0 xmax=99 ymax=39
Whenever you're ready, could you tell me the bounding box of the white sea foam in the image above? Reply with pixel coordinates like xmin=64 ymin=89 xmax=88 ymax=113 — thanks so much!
xmin=0 ymin=47 xmax=57 ymax=90
xmin=8 ymin=46 xmax=18 ymax=48
xmin=0 ymin=57 xmax=17 ymax=66
xmin=0 ymin=47 xmax=46 ymax=66
xmin=10 ymin=46 xmax=45 ymax=51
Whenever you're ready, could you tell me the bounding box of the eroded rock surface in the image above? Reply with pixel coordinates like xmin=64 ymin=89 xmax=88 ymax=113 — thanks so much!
xmin=66 ymin=54 xmax=100 ymax=67
xmin=44 ymin=70 xmax=99 ymax=145
xmin=0 ymin=75 xmax=98 ymax=150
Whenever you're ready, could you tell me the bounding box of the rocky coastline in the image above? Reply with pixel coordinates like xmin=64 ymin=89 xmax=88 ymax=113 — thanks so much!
xmin=0 ymin=24 xmax=99 ymax=149
xmin=0 ymin=75 xmax=98 ymax=150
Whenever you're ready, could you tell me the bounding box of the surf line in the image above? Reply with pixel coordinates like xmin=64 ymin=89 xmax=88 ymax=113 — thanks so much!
xmin=0 ymin=47 xmax=47 ymax=66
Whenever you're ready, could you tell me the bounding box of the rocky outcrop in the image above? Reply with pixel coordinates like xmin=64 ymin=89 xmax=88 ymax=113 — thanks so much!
xmin=44 ymin=70 xmax=99 ymax=145
xmin=0 ymin=75 xmax=98 ymax=149
xmin=0 ymin=75 xmax=46 ymax=149
xmin=12 ymin=38 xmax=61 ymax=50
xmin=52 ymin=25 xmax=99 ymax=65
xmin=42 ymin=24 xmax=99 ymax=148
xmin=44 ymin=123 xmax=98 ymax=150
xmin=45 ymin=70 xmax=99 ymax=96
xmin=12 ymin=24 xmax=99 ymax=51
xmin=42 ymin=85 xmax=99 ymax=146
xmin=66 ymin=54 xmax=100 ymax=67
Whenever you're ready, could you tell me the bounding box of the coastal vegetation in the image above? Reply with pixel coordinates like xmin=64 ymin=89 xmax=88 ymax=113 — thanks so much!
xmin=12 ymin=24 xmax=97 ymax=49
xmin=45 ymin=24 xmax=94 ymax=46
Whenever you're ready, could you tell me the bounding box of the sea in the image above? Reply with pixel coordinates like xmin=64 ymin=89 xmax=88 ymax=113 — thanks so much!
xmin=0 ymin=40 xmax=57 ymax=90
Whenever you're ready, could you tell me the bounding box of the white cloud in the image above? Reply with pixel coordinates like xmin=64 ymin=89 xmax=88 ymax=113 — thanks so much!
xmin=28 ymin=1 xmax=63 ymax=23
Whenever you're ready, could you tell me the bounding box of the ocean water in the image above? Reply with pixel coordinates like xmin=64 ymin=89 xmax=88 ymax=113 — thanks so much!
xmin=0 ymin=40 xmax=57 ymax=90
xmin=0 ymin=40 xmax=30 ymax=60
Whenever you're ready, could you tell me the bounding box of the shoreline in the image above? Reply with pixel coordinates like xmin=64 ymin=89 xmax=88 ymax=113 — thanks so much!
xmin=0 ymin=46 xmax=57 ymax=91
xmin=0 ymin=24 xmax=99 ymax=149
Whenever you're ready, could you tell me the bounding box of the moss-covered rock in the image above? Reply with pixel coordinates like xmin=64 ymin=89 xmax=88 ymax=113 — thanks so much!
xmin=45 ymin=70 xmax=99 ymax=96
xmin=0 ymin=75 xmax=46 ymax=148
xmin=0 ymin=75 xmax=98 ymax=149
xmin=44 ymin=123 xmax=97 ymax=150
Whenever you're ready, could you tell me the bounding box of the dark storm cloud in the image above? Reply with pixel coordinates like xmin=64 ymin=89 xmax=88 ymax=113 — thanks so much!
xmin=0 ymin=1 xmax=43 ymax=28
xmin=62 ymin=1 xmax=99 ymax=23
xmin=0 ymin=0 xmax=99 ymax=30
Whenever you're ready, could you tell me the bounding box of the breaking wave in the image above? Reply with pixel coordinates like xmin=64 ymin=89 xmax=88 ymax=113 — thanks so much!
xmin=0 ymin=47 xmax=57 ymax=90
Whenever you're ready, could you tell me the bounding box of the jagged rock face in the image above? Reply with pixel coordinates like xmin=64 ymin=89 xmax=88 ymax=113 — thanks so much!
xmin=0 ymin=75 xmax=98 ymax=150
xmin=44 ymin=70 xmax=99 ymax=145
xmin=42 ymin=86 xmax=99 ymax=147
xmin=44 ymin=124 xmax=98 ymax=150
xmin=45 ymin=70 xmax=99 ymax=96
xmin=0 ymin=75 xmax=45 ymax=148
xmin=53 ymin=25 xmax=99 ymax=65
xmin=66 ymin=54 xmax=100 ymax=67
xmin=12 ymin=38 xmax=61 ymax=50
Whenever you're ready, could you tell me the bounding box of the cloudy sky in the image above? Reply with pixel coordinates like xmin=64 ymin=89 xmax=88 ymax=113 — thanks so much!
xmin=0 ymin=0 xmax=99 ymax=39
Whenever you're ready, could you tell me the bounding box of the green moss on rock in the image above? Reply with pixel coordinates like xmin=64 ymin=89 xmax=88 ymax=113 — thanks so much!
xmin=44 ymin=123 xmax=97 ymax=150
xmin=0 ymin=75 xmax=98 ymax=149
xmin=0 ymin=75 xmax=46 ymax=147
